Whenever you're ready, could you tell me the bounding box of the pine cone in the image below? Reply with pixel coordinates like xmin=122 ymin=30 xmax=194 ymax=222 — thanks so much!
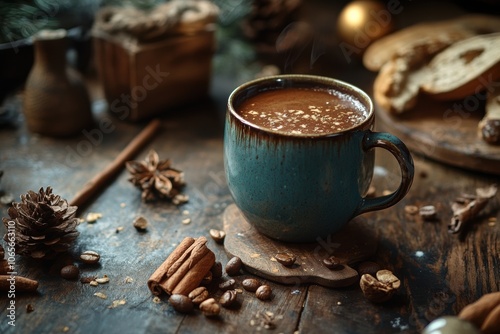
xmin=126 ymin=150 xmax=186 ymax=202
xmin=2 ymin=187 xmax=79 ymax=260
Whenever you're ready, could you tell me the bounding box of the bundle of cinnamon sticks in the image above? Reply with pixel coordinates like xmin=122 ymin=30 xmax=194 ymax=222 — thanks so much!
xmin=148 ymin=237 xmax=215 ymax=296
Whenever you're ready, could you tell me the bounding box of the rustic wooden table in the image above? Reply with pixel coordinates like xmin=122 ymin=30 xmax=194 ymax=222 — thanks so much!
xmin=1 ymin=2 xmax=499 ymax=334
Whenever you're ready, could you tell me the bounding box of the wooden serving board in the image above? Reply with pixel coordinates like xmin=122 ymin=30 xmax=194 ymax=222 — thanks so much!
xmin=375 ymin=94 xmax=500 ymax=175
xmin=223 ymin=204 xmax=377 ymax=288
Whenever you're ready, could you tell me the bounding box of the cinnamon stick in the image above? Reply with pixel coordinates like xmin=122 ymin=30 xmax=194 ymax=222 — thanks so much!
xmin=164 ymin=245 xmax=210 ymax=293
xmin=449 ymin=184 xmax=498 ymax=233
xmin=147 ymin=236 xmax=215 ymax=296
xmin=0 ymin=260 xmax=9 ymax=275
xmin=166 ymin=237 xmax=210 ymax=277
xmin=69 ymin=118 xmax=161 ymax=208
xmin=171 ymin=251 xmax=216 ymax=295
xmin=148 ymin=237 xmax=195 ymax=295
xmin=0 ymin=275 xmax=39 ymax=292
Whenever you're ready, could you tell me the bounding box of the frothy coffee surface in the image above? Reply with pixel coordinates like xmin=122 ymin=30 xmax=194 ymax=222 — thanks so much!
xmin=237 ymin=87 xmax=368 ymax=135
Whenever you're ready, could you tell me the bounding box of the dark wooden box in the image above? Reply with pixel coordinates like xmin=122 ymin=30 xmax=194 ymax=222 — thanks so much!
xmin=92 ymin=29 xmax=215 ymax=122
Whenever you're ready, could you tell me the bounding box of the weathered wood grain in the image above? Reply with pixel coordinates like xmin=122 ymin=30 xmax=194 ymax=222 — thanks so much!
xmin=376 ymin=94 xmax=500 ymax=175
xmin=1 ymin=3 xmax=499 ymax=332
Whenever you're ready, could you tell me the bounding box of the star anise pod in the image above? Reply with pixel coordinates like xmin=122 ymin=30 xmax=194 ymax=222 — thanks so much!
xmin=126 ymin=150 xmax=186 ymax=202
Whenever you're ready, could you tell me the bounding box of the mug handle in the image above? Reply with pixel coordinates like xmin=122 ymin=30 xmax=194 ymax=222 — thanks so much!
xmin=356 ymin=131 xmax=415 ymax=215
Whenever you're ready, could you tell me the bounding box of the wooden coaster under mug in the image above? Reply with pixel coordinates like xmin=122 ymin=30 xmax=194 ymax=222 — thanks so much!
xmin=223 ymin=204 xmax=377 ymax=288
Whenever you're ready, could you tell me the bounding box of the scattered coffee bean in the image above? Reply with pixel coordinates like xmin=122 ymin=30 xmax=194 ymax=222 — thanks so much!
xmin=168 ymin=294 xmax=194 ymax=313
xmin=256 ymin=285 xmax=272 ymax=301
xmin=26 ymin=304 xmax=34 ymax=313
xmin=225 ymin=256 xmax=242 ymax=276
xmin=199 ymin=298 xmax=220 ymax=317
xmin=275 ymin=252 xmax=296 ymax=267
xmin=419 ymin=205 xmax=437 ymax=221
xmin=357 ymin=261 xmax=381 ymax=277
xmin=188 ymin=286 xmax=209 ymax=304
xmin=404 ymin=205 xmax=419 ymax=215
xmin=360 ymin=270 xmax=400 ymax=303
xmin=242 ymin=278 xmax=261 ymax=292
xmin=60 ymin=265 xmax=79 ymax=280
xmin=133 ymin=216 xmax=148 ymax=231
xmin=322 ymin=256 xmax=344 ymax=270
xmin=218 ymin=278 xmax=236 ymax=291
xmin=80 ymin=251 xmax=100 ymax=264
xmin=201 ymin=271 xmax=213 ymax=285
xmin=209 ymin=229 xmax=226 ymax=244
xmin=211 ymin=261 xmax=223 ymax=279
xmin=219 ymin=290 xmax=238 ymax=308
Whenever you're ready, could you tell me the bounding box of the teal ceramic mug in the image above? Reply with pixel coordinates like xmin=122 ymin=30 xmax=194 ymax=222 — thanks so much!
xmin=224 ymin=75 xmax=414 ymax=242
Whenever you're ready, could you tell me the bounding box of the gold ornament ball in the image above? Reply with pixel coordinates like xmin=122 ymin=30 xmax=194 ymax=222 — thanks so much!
xmin=337 ymin=0 xmax=394 ymax=51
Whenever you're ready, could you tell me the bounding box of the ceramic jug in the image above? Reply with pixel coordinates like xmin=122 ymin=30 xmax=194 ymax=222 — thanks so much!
xmin=23 ymin=29 xmax=93 ymax=137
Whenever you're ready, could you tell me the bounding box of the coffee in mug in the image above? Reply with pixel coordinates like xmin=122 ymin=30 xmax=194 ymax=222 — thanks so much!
xmin=224 ymin=75 xmax=414 ymax=242
xmin=238 ymin=87 xmax=367 ymax=135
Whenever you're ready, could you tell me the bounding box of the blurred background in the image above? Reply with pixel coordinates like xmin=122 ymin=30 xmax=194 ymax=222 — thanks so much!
xmin=1 ymin=0 xmax=499 ymax=125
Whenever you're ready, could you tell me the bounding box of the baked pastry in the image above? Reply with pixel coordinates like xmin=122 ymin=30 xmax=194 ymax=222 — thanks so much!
xmin=364 ymin=14 xmax=500 ymax=72
xmin=478 ymin=89 xmax=500 ymax=145
xmin=421 ymin=33 xmax=500 ymax=100
xmin=373 ymin=42 xmax=449 ymax=114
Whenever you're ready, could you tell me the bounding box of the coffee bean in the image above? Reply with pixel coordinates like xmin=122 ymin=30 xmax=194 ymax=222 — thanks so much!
xmin=80 ymin=251 xmax=100 ymax=264
xmin=357 ymin=261 xmax=381 ymax=277
xmin=133 ymin=216 xmax=148 ymax=231
xmin=188 ymin=286 xmax=209 ymax=304
xmin=225 ymin=256 xmax=242 ymax=276
xmin=60 ymin=265 xmax=79 ymax=280
xmin=242 ymin=278 xmax=261 ymax=292
xmin=209 ymin=229 xmax=226 ymax=244
xmin=168 ymin=294 xmax=194 ymax=313
xmin=419 ymin=205 xmax=437 ymax=221
xmin=219 ymin=290 xmax=238 ymax=308
xmin=256 ymin=285 xmax=272 ymax=301
xmin=275 ymin=252 xmax=296 ymax=267
xmin=26 ymin=304 xmax=34 ymax=313
xmin=218 ymin=278 xmax=236 ymax=291
xmin=199 ymin=298 xmax=220 ymax=317
xmin=211 ymin=261 xmax=223 ymax=279
xmin=322 ymin=256 xmax=344 ymax=270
